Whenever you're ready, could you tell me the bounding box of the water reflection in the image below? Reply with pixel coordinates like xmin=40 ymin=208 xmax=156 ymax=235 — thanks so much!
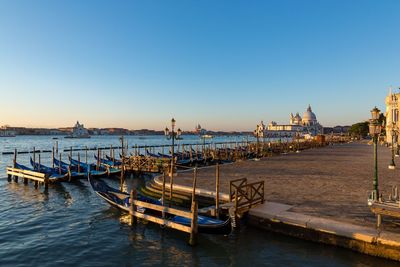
xmin=52 ymin=183 xmax=73 ymax=207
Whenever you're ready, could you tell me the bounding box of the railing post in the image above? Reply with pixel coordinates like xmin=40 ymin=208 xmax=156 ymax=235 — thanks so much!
xmin=234 ymin=188 xmax=238 ymax=212
xmin=189 ymin=200 xmax=198 ymax=246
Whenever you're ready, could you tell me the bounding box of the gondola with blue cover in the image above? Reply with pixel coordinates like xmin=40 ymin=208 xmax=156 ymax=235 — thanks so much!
xmin=88 ymin=175 xmax=231 ymax=235
xmin=15 ymin=161 xmax=68 ymax=181
xmin=69 ymin=156 xmax=108 ymax=177
xmin=31 ymin=157 xmax=85 ymax=179
xmin=93 ymin=154 xmax=122 ymax=176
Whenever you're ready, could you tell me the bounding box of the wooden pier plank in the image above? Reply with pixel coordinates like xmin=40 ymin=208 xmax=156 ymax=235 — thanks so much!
xmin=133 ymin=199 xmax=192 ymax=218
xmin=131 ymin=210 xmax=192 ymax=233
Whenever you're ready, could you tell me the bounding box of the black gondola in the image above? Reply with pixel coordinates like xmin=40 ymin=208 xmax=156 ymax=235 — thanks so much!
xmin=88 ymin=175 xmax=231 ymax=235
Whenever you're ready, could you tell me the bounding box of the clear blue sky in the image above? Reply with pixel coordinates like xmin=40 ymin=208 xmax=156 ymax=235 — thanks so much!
xmin=0 ymin=0 xmax=399 ymax=131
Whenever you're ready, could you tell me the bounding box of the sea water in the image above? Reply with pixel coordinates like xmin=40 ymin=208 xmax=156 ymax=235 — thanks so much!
xmin=0 ymin=135 xmax=398 ymax=266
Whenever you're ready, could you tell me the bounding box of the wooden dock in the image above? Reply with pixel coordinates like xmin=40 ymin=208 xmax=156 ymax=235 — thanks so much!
xmin=6 ymin=167 xmax=66 ymax=189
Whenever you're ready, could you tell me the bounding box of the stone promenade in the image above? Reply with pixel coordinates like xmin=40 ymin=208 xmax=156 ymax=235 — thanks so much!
xmin=174 ymin=141 xmax=400 ymax=230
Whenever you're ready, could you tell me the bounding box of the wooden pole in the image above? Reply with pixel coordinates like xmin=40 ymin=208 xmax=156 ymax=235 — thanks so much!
xmin=59 ymin=153 xmax=62 ymax=175
xmin=130 ymin=189 xmax=137 ymax=226
xmin=78 ymin=153 xmax=81 ymax=173
xmin=33 ymin=147 xmax=36 ymax=165
xmin=162 ymin=172 xmax=166 ymax=219
xmin=52 ymin=147 xmax=55 ymax=168
xmin=85 ymin=146 xmax=88 ymax=165
xmin=169 ymin=161 xmax=174 ymax=206
xmin=112 ymin=147 xmax=115 ymax=166
xmin=67 ymin=164 xmax=71 ymax=181
xmin=38 ymin=154 xmax=41 ymax=172
xmin=120 ymin=160 xmax=125 ymax=192
xmin=13 ymin=149 xmax=17 ymax=168
xmin=192 ymin=167 xmax=198 ymax=204
xmin=97 ymin=148 xmax=100 ymax=171
xmin=189 ymin=200 xmax=198 ymax=246
xmin=216 ymin=163 xmax=220 ymax=219
xmin=44 ymin=174 xmax=49 ymax=190
xmin=55 ymin=141 xmax=58 ymax=154
xmin=9 ymin=149 xmax=16 ymax=182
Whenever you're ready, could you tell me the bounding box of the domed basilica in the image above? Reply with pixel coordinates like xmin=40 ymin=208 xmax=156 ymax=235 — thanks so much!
xmin=267 ymin=105 xmax=323 ymax=137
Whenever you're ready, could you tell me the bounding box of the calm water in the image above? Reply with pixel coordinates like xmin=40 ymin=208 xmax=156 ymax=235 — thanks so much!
xmin=0 ymin=135 xmax=398 ymax=267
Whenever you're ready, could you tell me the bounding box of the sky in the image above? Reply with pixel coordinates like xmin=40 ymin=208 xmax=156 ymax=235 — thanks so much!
xmin=0 ymin=0 xmax=399 ymax=131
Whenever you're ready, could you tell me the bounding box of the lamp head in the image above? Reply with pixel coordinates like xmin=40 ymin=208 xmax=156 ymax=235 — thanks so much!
xmin=171 ymin=118 xmax=176 ymax=128
xmin=177 ymin=128 xmax=182 ymax=136
xmin=164 ymin=127 xmax=169 ymax=136
xmin=370 ymin=107 xmax=380 ymax=120
xmin=369 ymin=120 xmax=382 ymax=136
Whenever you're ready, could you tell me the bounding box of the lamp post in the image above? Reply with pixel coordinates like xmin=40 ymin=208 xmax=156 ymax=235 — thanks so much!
xmin=389 ymin=123 xmax=396 ymax=169
xmin=369 ymin=107 xmax=382 ymax=201
xmin=396 ymin=132 xmax=400 ymax=157
xmin=254 ymin=121 xmax=265 ymax=159
xmin=296 ymin=129 xmax=301 ymax=153
xmin=164 ymin=118 xmax=182 ymax=205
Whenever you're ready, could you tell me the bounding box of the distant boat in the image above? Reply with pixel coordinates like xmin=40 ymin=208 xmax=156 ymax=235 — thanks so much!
xmin=201 ymin=134 xmax=213 ymax=139
xmin=65 ymin=121 xmax=91 ymax=138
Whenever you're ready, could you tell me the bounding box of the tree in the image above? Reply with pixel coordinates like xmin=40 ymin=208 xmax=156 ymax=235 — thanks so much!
xmin=348 ymin=121 xmax=369 ymax=138
xmin=348 ymin=113 xmax=386 ymax=139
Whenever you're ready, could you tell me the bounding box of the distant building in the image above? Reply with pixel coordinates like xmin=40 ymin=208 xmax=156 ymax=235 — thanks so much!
xmin=385 ymin=91 xmax=399 ymax=144
xmin=0 ymin=125 xmax=16 ymax=137
xmin=65 ymin=121 xmax=90 ymax=138
xmin=194 ymin=124 xmax=207 ymax=135
xmin=267 ymin=105 xmax=323 ymax=137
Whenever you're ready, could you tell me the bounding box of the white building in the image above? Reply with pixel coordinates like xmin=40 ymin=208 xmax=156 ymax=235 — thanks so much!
xmin=385 ymin=90 xmax=399 ymax=144
xmin=66 ymin=121 xmax=90 ymax=138
xmin=267 ymin=105 xmax=323 ymax=137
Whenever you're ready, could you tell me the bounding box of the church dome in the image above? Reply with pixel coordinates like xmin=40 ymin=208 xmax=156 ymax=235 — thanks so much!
xmin=302 ymin=105 xmax=317 ymax=124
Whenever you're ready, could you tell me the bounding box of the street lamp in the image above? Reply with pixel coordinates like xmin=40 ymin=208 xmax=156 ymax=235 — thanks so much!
xmin=254 ymin=121 xmax=265 ymax=159
xmin=295 ymin=129 xmax=301 ymax=153
xmin=369 ymin=107 xmax=382 ymax=201
xmin=164 ymin=118 xmax=182 ymax=205
xmin=389 ymin=123 xmax=396 ymax=169
xmin=396 ymin=130 xmax=400 ymax=157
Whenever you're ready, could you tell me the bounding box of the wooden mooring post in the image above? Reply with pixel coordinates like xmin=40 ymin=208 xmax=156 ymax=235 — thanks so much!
xmin=129 ymin=189 xmax=137 ymax=226
xmin=162 ymin=171 xmax=166 ymax=219
xmin=189 ymin=200 xmax=198 ymax=246
xmin=215 ymin=163 xmax=220 ymax=219
xmin=192 ymin=167 xmax=197 ymax=204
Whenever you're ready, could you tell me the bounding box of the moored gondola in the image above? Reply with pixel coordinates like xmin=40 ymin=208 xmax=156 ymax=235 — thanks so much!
xmin=15 ymin=161 xmax=68 ymax=181
xmin=88 ymin=175 xmax=231 ymax=235
xmin=31 ymin=157 xmax=85 ymax=179
xmin=69 ymin=156 xmax=108 ymax=177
